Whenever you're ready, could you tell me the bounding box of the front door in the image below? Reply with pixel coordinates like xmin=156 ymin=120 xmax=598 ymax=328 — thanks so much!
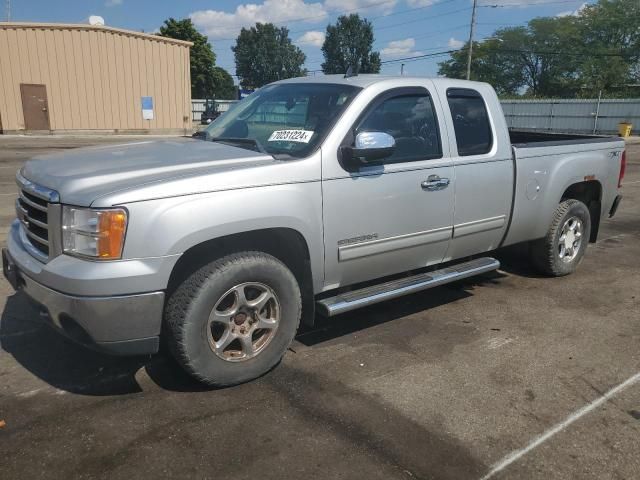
xmin=322 ymin=85 xmax=455 ymax=289
xmin=20 ymin=84 xmax=50 ymax=131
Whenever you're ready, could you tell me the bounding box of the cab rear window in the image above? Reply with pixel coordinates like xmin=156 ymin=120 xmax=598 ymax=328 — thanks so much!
xmin=446 ymin=88 xmax=493 ymax=156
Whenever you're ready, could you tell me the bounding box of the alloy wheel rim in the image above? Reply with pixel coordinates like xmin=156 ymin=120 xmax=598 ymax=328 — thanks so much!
xmin=206 ymin=282 xmax=280 ymax=362
xmin=558 ymin=216 xmax=583 ymax=263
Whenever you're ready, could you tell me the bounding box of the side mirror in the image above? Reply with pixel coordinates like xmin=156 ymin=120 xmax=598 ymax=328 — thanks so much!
xmin=342 ymin=131 xmax=396 ymax=165
xmin=192 ymin=130 xmax=207 ymax=140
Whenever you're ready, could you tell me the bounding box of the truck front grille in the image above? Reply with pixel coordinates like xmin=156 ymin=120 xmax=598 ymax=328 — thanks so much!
xmin=16 ymin=189 xmax=50 ymax=257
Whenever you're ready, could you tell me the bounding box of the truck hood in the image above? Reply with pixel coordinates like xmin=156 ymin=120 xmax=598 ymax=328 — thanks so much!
xmin=21 ymin=138 xmax=281 ymax=206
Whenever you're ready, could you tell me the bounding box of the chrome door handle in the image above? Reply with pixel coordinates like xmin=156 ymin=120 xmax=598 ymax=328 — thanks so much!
xmin=421 ymin=175 xmax=450 ymax=191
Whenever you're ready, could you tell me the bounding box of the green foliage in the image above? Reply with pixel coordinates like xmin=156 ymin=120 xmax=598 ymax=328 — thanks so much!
xmin=159 ymin=18 xmax=223 ymax=99
xmin=438 ymin=37 xmax=525 ymax=96
xmin=577 ymin=0 xmax=640 ymax=96
xmin=438 ymin=0 xmax=640 ymax=98
xmin=321 ymin=14 xmax=381 ymax=75
xmin=211 ymin=66 xmax=237 ymax=100
xmin=232 ymin=23 xmax=306 ymax=89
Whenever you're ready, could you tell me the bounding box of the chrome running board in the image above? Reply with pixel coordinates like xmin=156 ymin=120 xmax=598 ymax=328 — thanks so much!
xmin=317 ymin=257 xmax=500 ymax=317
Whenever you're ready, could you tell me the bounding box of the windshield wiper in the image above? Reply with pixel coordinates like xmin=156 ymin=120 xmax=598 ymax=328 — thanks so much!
xmin=209 ymin=137 xmax=268 ymax=154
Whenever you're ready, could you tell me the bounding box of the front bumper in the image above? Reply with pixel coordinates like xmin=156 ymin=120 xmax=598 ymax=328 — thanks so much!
xmin=3 ymin=223 xmax=168 ymax=356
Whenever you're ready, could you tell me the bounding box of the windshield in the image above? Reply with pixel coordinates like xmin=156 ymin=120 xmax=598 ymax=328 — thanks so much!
xmin=202 ymin=83 xmax=361 ymax=158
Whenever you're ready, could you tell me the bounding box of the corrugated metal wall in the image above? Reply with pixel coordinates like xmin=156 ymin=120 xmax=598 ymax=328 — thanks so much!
xmin=191 ymin=98 xmax=640 ymax=135
xmin=0 ymin=23 xmax=192 ymax=133
xmin=501 ymin=98 xmax=640 ymax=134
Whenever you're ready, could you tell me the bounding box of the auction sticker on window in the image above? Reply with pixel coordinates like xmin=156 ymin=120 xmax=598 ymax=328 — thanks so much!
xmin=268 ymin=130 xmax=314 ymax=143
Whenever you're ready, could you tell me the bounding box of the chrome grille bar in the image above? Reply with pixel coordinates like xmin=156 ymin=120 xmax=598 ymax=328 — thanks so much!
xmin=24 ymin=228 xmax=49 ymax=246
xmin=15 ymin=172 xmax=59 ymax=261
xmin=18 ymin=190 xmax=48 ymax=212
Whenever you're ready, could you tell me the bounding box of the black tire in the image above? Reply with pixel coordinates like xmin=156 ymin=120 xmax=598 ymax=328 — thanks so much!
xmin=165 ymin=251 xmax=301 ymax=387
xmin=530 ymin=199 xmax=591 ymax=277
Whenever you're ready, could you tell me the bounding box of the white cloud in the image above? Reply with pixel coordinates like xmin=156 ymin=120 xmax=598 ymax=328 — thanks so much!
xmin=105 ymin=0 xmax=122 ymax=6
xmin=556 ymin=2 xmax=587 ymax=17
xmin=324 ymin=0 xmax=398 ymax=14
xmin=448 ymin=37 xmax=464 ymax=49
xmin=406 ymin=0 xmax=435 ymax=7
xmin=191 ymin=0 xmax=327 ymax=39
xmin=297 ymin=30 xmax=326 ymax=47
xmin=381 ymin=38 xmax=423 ymax=58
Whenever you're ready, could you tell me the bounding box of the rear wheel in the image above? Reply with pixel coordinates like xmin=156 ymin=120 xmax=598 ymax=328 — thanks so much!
xmin=165 ymin=251 xmax=301 ymax=386
xmin=530 ymin=199 xmax=591 ymax=276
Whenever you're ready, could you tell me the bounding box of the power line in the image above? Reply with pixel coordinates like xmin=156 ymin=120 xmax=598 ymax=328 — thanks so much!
xmin=396 ymin=46 xmax=635 ymax=66
xmin=304 ymin=24 xmax=471 ymax=66
xmin=495 ymin=48 xmax=636 ymax=58
xmin=369 ymin=6 xmax=473 ymax=32
xmin=375 ymin=22 xmax=470 ymax=45
xmin=307 ymin=44 xmax=635 ymax=72
xmin=208 ymin=0 xmax=402 ymax=41
xmin=479 ymin=0 xmax=587 ymax=7
xmin=211 ymin=0 xmax=466 ymax=42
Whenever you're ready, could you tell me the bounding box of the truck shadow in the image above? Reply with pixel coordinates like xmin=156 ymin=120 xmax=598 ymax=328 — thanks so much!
xmin=296 ymin=271 xmax=504 ymax=346
xmin=0 ymin=292 xmax=150 ymax=396
xmin=1 ymin=271 xmax=506 ymax=396
xmin=493 ymin=244 xmax=548 ymax=279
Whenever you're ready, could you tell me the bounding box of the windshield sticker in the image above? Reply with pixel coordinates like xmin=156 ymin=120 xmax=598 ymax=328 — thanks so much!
xmin=268 ymin=130 xmax=314 ymax=143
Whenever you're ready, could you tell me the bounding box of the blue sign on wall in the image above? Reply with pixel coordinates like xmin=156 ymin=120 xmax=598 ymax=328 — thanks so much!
xmin=141 ymin=96 xmax=154 ymax=120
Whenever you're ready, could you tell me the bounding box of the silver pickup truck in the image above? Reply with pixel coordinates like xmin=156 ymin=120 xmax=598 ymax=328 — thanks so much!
xmin=3 ymin=75 xmax=626 ymax=386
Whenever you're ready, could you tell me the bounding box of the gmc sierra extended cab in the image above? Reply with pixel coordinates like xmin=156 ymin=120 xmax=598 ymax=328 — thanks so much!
xmin=3 ymin=75 xmax=626 ymax=386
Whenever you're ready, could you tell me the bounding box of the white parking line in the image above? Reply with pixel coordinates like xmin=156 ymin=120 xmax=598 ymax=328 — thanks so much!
xmin=479 ymin=372 xmax=640 ymax=480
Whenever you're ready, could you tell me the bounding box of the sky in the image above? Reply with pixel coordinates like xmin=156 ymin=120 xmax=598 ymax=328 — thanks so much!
xmin=6 ymin=0 xmax=591 ymax=80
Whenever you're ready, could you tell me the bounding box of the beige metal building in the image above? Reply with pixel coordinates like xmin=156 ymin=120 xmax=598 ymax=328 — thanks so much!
xmin=0 ymin=22 xmax=192 ymax=134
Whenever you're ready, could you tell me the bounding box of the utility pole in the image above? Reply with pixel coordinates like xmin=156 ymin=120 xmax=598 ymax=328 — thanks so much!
xmin=465 ymin=0 xmax=477 ymax=80
xmin=4 ymin=0 xmax=10 ymax=21
xmin=401 ymin=63 xmax=405 ymax=76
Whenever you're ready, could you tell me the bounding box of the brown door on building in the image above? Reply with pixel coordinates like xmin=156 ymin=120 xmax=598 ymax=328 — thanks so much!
xmin=20 ymin=84 xmax=50 ymax=131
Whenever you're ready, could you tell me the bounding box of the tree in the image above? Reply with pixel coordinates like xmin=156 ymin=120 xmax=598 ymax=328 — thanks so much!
xmin=159 ymin=18 xmax=219 ymax=99
xmin=577 ymin=0 xmax=640 ymax=96
xmin=438 ymin=0 xmax=640 ymax=98
xmin=522 ymin=17 xmax=582 ymax=97
xmin=233 ymin=23 xmax=306 ymax=89
xmin=211 ymin=66 xmax=237 ymax=99
xmin=438 ymin=37 xmax=525 ymax=96
xmin=321 ymin=14 xmax=381 ymax=75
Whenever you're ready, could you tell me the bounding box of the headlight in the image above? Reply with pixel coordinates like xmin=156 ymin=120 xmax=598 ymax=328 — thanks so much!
xmin=62 ymin=206 xmax=128 ymax=260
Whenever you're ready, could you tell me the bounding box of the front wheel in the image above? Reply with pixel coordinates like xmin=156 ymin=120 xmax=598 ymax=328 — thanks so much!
xmin=165 ymin=252 xmax=301 ymax=386
xmin=530 ymin=199 xmax=591 ymax=277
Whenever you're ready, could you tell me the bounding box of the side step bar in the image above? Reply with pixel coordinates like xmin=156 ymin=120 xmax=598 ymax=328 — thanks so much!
xmin=317 ymin=257 xmax=500 ymax=317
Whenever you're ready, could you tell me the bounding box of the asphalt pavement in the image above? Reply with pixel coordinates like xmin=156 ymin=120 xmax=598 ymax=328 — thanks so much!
xmin=0 ymin=135 xmax=638 ymax=480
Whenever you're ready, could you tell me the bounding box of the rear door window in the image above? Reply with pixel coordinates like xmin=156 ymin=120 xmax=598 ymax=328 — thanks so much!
xmin=446 ymin=88 xmax=493 ymax=156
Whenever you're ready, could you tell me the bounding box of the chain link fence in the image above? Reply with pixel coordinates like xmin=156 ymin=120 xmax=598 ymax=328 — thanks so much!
xmin=192 ymin=99 xmax=237 ymax=122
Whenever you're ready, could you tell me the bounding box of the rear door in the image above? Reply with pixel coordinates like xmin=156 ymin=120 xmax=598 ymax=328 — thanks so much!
xmin=433 ymin=83 xmax=513 ymax=260
xmin=321 ymin=84 xmax=455 ymax=289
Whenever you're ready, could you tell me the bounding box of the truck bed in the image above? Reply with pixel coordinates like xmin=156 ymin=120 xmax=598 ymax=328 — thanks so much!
xmin=503 ymin=130 xmax=625 ymax=248
xmin=509 ymin=129 xmax=620 ymax=148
